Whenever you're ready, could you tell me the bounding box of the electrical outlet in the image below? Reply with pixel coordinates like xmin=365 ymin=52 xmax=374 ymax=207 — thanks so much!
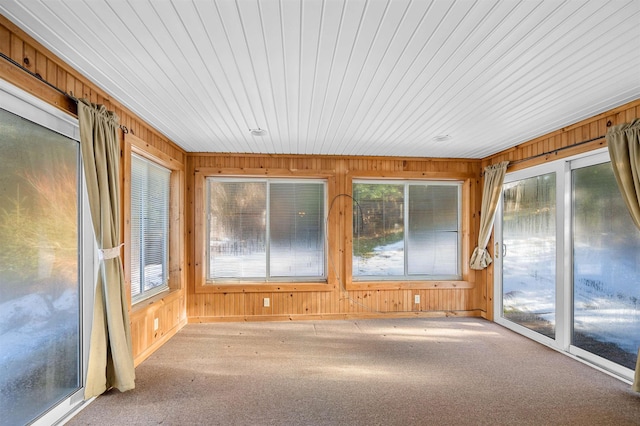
xmin=414 ymin=294 xmax=420 ymax=304
xmin=153 ymin=317 xmax=159 ymax=331
xmin=263 ymin=297 xmax=270 ymax=307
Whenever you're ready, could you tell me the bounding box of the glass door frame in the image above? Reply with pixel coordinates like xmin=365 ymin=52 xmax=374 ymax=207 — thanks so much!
xmin=493 ymin=160 xmax=568 ymax=352
xmin=0 ymin=79 xmax=97 ymax=425
xmin=567 ymin=151 xmax=636 ymax=381
xmin=493 ymin=148 xmax=634 ymax=384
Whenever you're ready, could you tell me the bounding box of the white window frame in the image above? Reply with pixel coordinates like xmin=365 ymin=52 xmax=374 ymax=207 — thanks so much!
xmin=205 ymin=177 xmax=328 ymax=283
xmin=494 ymin=148 xmax=635 ymax=384
xmin=352 ymin=179 xmax=463 ymax=281
xmin=130 ymin=153 xmax=171 ymax=304
xmin=0 ymin=79 xmax=97 ymax=425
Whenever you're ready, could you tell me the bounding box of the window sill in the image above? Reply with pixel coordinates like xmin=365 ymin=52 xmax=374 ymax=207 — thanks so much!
xmin=131 ymin=287 xmax=179 ymax=313
xmin=346 ymin=280 xmax=472 ymax=290
xmin=198 ymin=282 xmax=333 ymax=293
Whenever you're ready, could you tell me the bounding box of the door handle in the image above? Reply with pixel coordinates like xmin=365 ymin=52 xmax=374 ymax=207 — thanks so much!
xmin=503 ymin=244 xmax=507 ymax=258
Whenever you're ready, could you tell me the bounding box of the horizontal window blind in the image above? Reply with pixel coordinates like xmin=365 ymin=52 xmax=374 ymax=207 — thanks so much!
xmin=353 ymin=181 xmax=461 ymax=280
xmin=206 ymin=178 xmax=326 ymax=282
xmin=131 ymin=154 xmax=170 ymax=301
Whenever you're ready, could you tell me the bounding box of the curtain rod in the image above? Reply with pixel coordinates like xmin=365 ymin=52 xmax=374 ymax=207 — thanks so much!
xmin=507 ymin=135 xmax=606 ymax=167
xmin=0 ymin=51 xmax=129 ymax=133
xmin=0 ymin=51 xmax=73 ymax=99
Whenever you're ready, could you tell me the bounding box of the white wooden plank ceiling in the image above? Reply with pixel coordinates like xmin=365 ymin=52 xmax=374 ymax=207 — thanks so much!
xmin=1 ymin=0 xmax=639 ymax=158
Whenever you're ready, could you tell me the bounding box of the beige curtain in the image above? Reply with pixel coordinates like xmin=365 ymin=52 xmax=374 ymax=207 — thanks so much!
xmin=606 ymin=118 xmax=640 ymax=392
xmin=78 ymin=99 xmax=135 ymax=398
xmin=470 ymin=161 xmax=509 ymax=270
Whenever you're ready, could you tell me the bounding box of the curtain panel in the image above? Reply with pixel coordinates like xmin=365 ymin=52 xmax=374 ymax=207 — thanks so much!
xmin=470 ymin=161 xmax=509 ymax=270
xmin=78 ymin=99 xmax=135 ymax=398
xmin=606 ymin=118 xmax=640 ymax=392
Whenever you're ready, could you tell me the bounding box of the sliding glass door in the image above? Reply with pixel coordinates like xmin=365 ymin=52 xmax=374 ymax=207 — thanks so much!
xmin=501 ymin=172 xmax=557 ymax=339
xmin=495 ymin=151 xmax=640 ymax=381
xmin=571 ymin=159 xmax=640 ymax=371
xmin=0 ymin=81 xmax=93 ymax=425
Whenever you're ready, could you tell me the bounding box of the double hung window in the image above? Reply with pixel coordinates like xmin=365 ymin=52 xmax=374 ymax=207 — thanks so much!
xmin=352 ymin=180 xmax=462 ymax=280
xmin=206 ymin=178 xmax=326 ymax=282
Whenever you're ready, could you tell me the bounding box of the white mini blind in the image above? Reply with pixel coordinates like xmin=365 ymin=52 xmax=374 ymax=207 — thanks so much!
xmin=352 ymin=180 xmax=461 ymax=280
xmin=131 ymin=154 xmax=170 ymax=301
xmin=207 ymin=178 xmax=326 ymax=282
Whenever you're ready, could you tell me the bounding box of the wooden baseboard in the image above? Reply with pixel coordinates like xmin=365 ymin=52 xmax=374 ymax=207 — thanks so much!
xmin=188 ymin=310 xmax=484 ymax=324
xmin=133 ymin=317 xmax=188 ymax=367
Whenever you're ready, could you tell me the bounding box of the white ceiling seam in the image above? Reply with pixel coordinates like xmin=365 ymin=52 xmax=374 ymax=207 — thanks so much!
xmin=0 ymin=0 xmax=638 ymax=158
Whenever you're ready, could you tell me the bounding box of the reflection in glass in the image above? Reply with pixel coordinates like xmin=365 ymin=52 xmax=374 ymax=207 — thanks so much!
xmin=502 ymin=173 xmax=556 ymax=338
xmin=353 ymin=183 xmax=405 ymax=276
xmin=208 ymin=181 xmax=267 ymax=278
xmin=573 ymin=163 xmax=640 ymax=369
xmin=353 ymin=182 xmax=461 ymax=278
xmin=207 ymin=179 xmax=325 ymax=280
xmin=0 ymin=109 xmax=80 ymax=425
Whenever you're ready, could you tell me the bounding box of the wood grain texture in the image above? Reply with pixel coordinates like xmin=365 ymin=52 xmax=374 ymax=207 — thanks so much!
xmin=124 ymin=133 xmax=187 ymax=364
xmin=130 ymin=290 xmax=187 ymax=366
xmin=481 ymin=98 xmax=640 ymax=321
xmin=0 ymin=17 xmax=188 ymax=365
xmin=4 ymin=12 xmax=638 ymax=328
xmin=483 ymin=99 xmax=640 ymax=171
xmin=0 ymin=16 xmax=185 ymax=162
xmin=187 ymin=153 xmax=484 ymax=321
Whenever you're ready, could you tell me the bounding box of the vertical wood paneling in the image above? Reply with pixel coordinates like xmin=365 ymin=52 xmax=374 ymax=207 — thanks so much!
xmin=0 ymin=17 xmax=188 ymax=365
xmin=0 ymin=25 xmax=9 ymax=53
xmin=9 ymin=33 xmax=21 ymax=62
xmin=6 ymin=14 xmax=636 ymax=328
xmin=1 ymin=17 xmax=186 ymax=162
xmin=21 ymin=42 xmax=34 ymax=70
xmin=186 ymin=153 xmax=484 ymax=322
xmin=484 ymin=99 xmax=640 ymax=174
xmin=481 ymin=98 xmax=640 ymax=321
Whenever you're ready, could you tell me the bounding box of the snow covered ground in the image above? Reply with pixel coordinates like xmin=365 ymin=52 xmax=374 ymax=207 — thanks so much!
xmin=0 ymin=287 xmax=79 ymax=424
xmin=353 ymin=237 xmax=458 ymax=277
xmin=503 ymin=237 xmax=640 ymax=358
xmin=4 ymin=232 xmax=636 ymax=422
xmin=353 ymin=240 xmax=404 ymax=276
xmin=210 ymin=247 xmax=324 ymax=278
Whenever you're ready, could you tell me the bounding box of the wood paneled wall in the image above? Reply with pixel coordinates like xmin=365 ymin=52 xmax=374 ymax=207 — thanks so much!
xmin=483 ymin=99 xmax=640 ymax=171
xmin=481 ymin=98 xmax=640 ymax=320
xmin=4 ymin=12 xmax=638 ymax=333
xmin=186 ymin=154 xmax=486 ymax=322
xmin=0 ymin=16 xmax=188 ymax=365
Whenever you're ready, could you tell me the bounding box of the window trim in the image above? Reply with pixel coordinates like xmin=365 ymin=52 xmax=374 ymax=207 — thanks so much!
xmin=129 ymin=153 xmax=171 ymax=304
xmin=205 ymin=177 xmax=328 ymax=283
xmin=352 ymin=179 xmax=463 ymax=281
xmin=124 ymin=134 xmax=184 ymax=308
xmin=345 ymin=171 xmax=474 ymax=291
xmin=194 ymin=168 xmax=337 ymax=294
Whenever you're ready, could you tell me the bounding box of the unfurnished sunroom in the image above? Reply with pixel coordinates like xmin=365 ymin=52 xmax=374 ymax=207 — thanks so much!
xmin=0 ymin=1 xmax=639 ymax=424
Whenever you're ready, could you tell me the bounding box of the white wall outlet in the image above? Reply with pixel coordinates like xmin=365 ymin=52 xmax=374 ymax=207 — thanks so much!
xmin=153 ymin=317 xmax=159 ymax=331
xmin=263 ymin=297 xmax=270 ymax=307
xmin=414 ymin=294 xmax=420 ymax=304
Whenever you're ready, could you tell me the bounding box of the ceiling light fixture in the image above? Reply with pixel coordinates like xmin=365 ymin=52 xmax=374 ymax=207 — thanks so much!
xmin=249 ymin=128 xmax=266 ymax=136
xmin=432 ymin=134 xmax=451 ymax=142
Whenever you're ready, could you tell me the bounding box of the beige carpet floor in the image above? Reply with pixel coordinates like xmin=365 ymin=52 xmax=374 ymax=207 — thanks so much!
xmin=67 ymin=317 xmax=640 ymax=425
